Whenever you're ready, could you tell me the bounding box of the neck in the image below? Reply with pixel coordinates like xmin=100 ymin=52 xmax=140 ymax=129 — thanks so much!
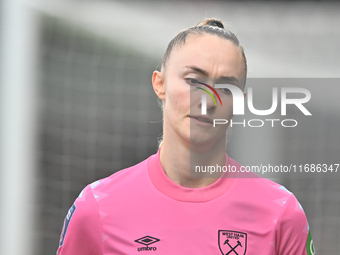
xmin=160 ymin=133 xmax=227 ymax=188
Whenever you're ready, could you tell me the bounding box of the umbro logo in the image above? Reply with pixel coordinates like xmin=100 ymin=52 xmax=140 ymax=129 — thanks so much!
xmin=134 ymin=235 xmax=160 ymax=252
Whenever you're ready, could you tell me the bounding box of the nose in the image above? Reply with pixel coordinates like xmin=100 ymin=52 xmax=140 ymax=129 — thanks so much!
xmin=200 ymin=91 xmax=217 ymax=115
xmin=206 ymin=91 xmax=217 ymax=110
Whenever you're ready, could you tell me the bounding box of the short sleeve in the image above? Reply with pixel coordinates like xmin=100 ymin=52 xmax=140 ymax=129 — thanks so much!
xmin=56 ymin=185 xmax=102 ymax=255
xmin=275 ymin=194 xmax=316 ymax=255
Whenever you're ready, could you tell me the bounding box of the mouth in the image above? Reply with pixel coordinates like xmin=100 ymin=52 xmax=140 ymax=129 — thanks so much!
xmin=190 ymin=115 xmax=213 ymax=125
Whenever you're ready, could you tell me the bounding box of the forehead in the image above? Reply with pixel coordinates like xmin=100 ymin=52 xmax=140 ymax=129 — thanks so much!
xmin=167 ymin=34 xmax=245 ymax=80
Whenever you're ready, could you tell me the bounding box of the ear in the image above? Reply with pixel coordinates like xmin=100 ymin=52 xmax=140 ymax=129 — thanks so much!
xmin=152 ymin=70 xmax=166 ymax=101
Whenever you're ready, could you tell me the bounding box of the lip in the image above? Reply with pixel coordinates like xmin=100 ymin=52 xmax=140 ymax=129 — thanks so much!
xmin=190 ymin=115 xmax=213 ymax=125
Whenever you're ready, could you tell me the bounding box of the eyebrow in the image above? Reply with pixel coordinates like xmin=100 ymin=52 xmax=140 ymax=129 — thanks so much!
xmin=184 ymin=65 xmax=240 ymax=84
xmin=185 ymin=66 xmax=209 ymax=76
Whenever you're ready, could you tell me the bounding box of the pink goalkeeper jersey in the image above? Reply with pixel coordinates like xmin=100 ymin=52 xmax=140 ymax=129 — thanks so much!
xmin=57 ymin=150 xmax=315 ymax=255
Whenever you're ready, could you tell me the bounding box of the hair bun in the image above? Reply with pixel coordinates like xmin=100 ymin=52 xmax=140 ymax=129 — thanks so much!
xmin=197 ymin=18 xmax=225 ymax=29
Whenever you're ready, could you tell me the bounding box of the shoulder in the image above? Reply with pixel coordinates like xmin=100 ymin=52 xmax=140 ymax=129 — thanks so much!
xmin=229 ymin=157 xmax=309 ymax=227
xmin=71 ymin=156 xmax=152 ymax=208
xmin=89 ymin=156 xmax=150 ymax=194
xmin=63 ymin=156 xmax=150 ymax=228
xmin=228 ymin=156 xmax=297 ymax=201
xmin=235 ymin=170 xmax=305 ymax=218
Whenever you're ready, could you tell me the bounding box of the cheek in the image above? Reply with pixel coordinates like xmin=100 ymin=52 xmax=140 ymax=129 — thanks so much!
xmin=165 ymin=85 xmax=190 ymax=116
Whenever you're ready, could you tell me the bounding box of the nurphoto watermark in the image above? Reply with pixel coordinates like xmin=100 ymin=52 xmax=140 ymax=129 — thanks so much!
xmin=199 ymin=84 xmax=311 ymax=128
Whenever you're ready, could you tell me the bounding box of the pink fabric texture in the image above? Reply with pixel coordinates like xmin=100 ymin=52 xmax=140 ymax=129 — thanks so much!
xmin=57 ymin=150 xmax=310 ymax=255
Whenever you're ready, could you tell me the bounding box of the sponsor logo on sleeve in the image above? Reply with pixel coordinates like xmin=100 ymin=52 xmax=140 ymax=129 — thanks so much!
xmin=59 ymin=204 xmax=77 ymax=247
xmin=306 ymin=230 xmax=316 ymax=255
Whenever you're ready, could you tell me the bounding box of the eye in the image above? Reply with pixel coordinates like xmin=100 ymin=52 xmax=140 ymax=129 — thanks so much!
xmin=222 ymin=88 xmax=231 ymax=94
xmin=185 ymin=78 xmax=200 ymax=85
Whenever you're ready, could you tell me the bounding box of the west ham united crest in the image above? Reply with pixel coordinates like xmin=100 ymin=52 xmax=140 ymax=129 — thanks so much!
xmin=218 ymin=230 xmax=247 ymax=255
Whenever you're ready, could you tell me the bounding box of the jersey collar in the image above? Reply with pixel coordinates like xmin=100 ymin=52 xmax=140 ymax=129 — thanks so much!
xmin=147 ymin=149 xmax=236 ymax=202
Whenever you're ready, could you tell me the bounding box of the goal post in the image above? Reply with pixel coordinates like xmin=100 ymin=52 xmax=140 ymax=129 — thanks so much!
xmin=0 ymin=1 xmax=40 ymax=254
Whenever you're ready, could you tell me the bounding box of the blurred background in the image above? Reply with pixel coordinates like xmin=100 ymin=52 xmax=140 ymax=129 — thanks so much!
xmin=0 ymin=0 xmax=339 ymax=254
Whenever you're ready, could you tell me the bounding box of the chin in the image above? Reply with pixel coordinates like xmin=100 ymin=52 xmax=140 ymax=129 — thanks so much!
xmin=189 ymin=135 xmax=214 ymax=146
xmin=190 ymin=130 xmax=226 ymax=147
